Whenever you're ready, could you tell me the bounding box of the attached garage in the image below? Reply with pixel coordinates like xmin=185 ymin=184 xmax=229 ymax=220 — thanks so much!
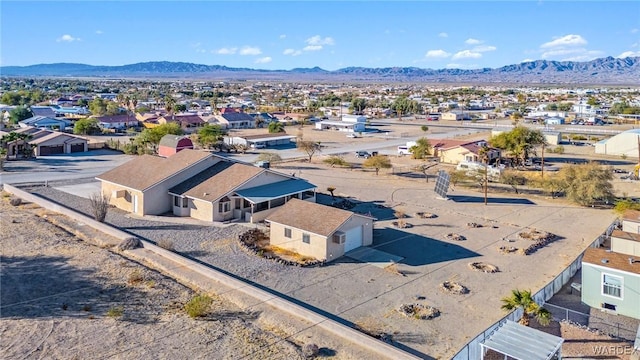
xmin=70 ymin=143 xmax=85 ymax=153
xmin=344 ymin=225 xmax=363 ymax=252
xmin=39 ymin=145 xmax=65 ymax=155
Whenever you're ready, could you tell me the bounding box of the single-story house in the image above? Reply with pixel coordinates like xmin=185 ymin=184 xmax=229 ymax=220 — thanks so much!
xmin=224 ymin=133 xmax=296 ymax=149
xmin=215 ymin=113 xmax=256 ymax=129
xmin=315 ymin=120 xmax=365 ymax=133
xmin=158 ymin=135 xmax=194 ymax=157
xmin=545 ymin=116 xmax=565 ymax=125
xmin=341 ymin=114 xmax=367 ymax=124
xmin=441 ymin=111 xmax=471 ymax=121
xmin=158 ymin=114 xmax=206 ymax=130
xmin=96 ymin=149 xmax=316 ymax=223
xmin=265 ymin=199 xmax=374 ymax=262
xmin=30 ymin=131 xmax=88 ymax=156
xmin=93 ymin=114 xmax=140 ymax=130
xmin=29 ymin=106 xmax=58 ymax=118
xmin=432 ymin=139 xmax=500 ymax=164
xmin=19 ymin=116 xmax=70 ymax=131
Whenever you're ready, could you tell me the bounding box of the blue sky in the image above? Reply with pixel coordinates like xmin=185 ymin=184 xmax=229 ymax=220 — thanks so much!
xmin=1 ymin=1 xmax=639 ymax=70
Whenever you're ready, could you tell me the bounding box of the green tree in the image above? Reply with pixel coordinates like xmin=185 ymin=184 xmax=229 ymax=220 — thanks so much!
xmin=545 ymin=103 xmax=558 ymax=111
xmin=363 ymin=155 xmax=392 ymax=175
xmin=164 ymin=95 xmax=176 ymax=116
xmin=268 ymin=121 xmax=285 ymax=133
xmin=323 ymin=155 xmax=348 ymax=168
xmin=9 ymin=106 xmax=33 ymax=124
xmin=586 ymin=96 xmax=600 ymax=107
xmin=559 ymin=163 xmax=614 ymax=206
xmin=501 ymin=289 xmax=551 ymax=326
xmin=196 ymin=124 xmax=225 ymax=149
xmin=410 ymin=137 xmax=432 ymax=160
xmin=489 ymin=126 xmax=545 ymax=166
xmin=350 ymin=98 xmax=367 ymax=113
xmin=1 ymin=92 xmax=22 ymax=106
xmin=136 ymin=123 xmax=183 ymax=153
xmin=175 ymin=104 xmax=187 ymax=112
xmin=297 ymin=140 xmax=321 ymax=162
xmin=73 ymin=118 xmax=101 ymax=135
xmin=557 ymin=102 xmax=572 ymax=112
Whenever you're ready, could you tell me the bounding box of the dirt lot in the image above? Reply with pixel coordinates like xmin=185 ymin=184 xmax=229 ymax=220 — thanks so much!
xmin=0 ymin=197 xmax=368 ymax=360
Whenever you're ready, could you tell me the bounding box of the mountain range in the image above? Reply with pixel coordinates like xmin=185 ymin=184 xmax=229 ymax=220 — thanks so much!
xmin=1 ymin=56 xmax=639 ymax=84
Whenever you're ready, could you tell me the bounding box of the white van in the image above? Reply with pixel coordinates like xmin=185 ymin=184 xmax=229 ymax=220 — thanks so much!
xmin=397 ymin=146 xmax=411 ymax=156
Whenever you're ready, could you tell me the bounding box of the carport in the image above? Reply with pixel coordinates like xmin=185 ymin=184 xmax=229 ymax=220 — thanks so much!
xmin=480 ymin=320 xmax=563 ymax=360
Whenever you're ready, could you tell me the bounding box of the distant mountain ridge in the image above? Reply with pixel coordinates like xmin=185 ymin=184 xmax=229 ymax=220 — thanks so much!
xmin=1 ymin=56 xmax=639 ymax=84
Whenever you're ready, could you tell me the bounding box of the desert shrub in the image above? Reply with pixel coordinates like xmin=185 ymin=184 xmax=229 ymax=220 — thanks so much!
xmin=128 ymin=269 xmax=144 ymax=285
xmin=89 ymin=192 xmax=111 ymax=222
xmin=106 ymin=306 xmax=124 ymax=318
xmin=551 ymin=145 xmax=564 ymax=154
xmin=302 ymin=344 xmax=319 ymax=358
xmin=614 ymin=198 xmax=640 ymax=214
xmin=118 ymin=237 xmax=142 ymax=251
xmin=9 ymin=197 xmax=22 ymax=206
xmin=185 ymin=294 xmax=213 ymax=318
xmin=571 ymin=134 xmax=587 ymax=141
xmin=157 ymin=239 xmax=174 ymax=251
xmin=82 ymin=304 xmax=92 ymax=312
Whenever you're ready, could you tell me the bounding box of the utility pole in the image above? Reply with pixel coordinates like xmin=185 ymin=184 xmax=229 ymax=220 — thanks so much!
xmin=541 ymin=143 xmax=545 ymax=179
xmin=484 ymin=160 xmax=488 ymax=206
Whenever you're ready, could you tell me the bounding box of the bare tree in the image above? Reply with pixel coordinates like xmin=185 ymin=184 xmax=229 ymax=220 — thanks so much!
xmin=89 ymin=192 xmax=111 ymax=222
xmin=297 ymin=140 xmax=321 ymax=162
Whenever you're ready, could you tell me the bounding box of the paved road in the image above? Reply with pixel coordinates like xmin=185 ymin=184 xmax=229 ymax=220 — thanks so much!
xmin=0 ymin=150 xmax=134 ymax=185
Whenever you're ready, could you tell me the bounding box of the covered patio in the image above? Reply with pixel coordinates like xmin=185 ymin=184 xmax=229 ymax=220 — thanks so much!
xmin=234 ymin=178 xmax=316 ymax=223
xmin=481 ymin=320 xmax=563 ymax=360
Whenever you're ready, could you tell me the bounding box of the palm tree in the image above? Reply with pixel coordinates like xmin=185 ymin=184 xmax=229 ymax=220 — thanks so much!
xmin=164 ymin=95 xmax=176 ymax=120
xmin=501 ymin=289 xmax=551 ymax=326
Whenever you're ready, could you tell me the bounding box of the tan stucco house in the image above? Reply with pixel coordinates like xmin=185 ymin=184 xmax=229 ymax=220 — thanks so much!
xmin=432 ymin=139 xmax=500 ymax=164
xmin=265 ymin=199 xmax=374 ymax=262
xmin=96 ymin=149 xmax=316 ymax=222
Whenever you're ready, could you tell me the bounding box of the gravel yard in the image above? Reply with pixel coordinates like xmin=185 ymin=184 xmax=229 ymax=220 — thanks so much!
xmin=24 ymin=158 xmax=621 ymax=359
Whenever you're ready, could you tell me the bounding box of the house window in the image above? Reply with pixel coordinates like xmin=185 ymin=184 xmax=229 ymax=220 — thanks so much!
xmin=174 ymin=196 xmax=188 ymax=208
xmin=284 ymin=228 xmax=291 ymax=238
xmin=218 ymin=196 xmax=231 ymax=213
xmin=302 ymin=233 xmax=310 ymax=244
xmin=602 ymin=274 xmax=622 ymax=298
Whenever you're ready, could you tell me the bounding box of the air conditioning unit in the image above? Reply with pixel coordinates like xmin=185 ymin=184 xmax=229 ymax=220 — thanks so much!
xmin=333 ymin=232 xmax=346 ymax=244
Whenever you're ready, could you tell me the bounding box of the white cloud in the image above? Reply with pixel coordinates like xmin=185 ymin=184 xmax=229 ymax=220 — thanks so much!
xmin=303 ymin=45 xmax=323 ymax=52
xmin=632 ymin=42 xmax=639 ymax=48
xmin=95 ymin=30 xmax=103 ymax=35
xmin=305 ymin=35 xmax=335 ymax=46
xmin=56 ymin=34 xmax=80 ymax=42
xmin=465 ymin=38 xmax=482 ymax=45
xmin=255 ymin=56 xmax=272 ymax=64
xmin=452 ymin=50 xmax=482 ymax=60
xmin=438 ymin=32 xmax=448 ymax=38
xmin=196 ymin=49 xmax=207 ymax=54
xmin=540 ymin=34 xmax=587 ymax=48
xmin=473 ymin=45 xmax=496 ymax=52
xmin=425 ymin=49 xmax=451 ymax=58
xmin=631 ymin=28 xmax=639 ymax=34
xmin=618 ymin=51 xmax=640 ymax=58
xmin=239 ymin=46 xmax=262 ymax=56
xmin=279 ymin=34 xmax=286 ymax=39
xmin=283 ymin=48 xmax=302 ymax=56
xmin=216 ymin=47 xmax=237 ymax=55
xmin=521 ymin=58 xmax=534 ymax=63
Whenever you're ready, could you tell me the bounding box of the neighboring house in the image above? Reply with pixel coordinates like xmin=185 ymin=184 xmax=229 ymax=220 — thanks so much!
xmin=53 ymin=106 xmax=90 ymax=117
xmin=93 ymin=114 xmax=139 ymax=130
xmin=315 ymin=119 xmax=365 ymax=132
xmin=441 ymin=111 xmax=470 ymax=121
xmin=29 ymin=106 xmax=58 ymax=118
xmin=18 ymin=116 xmax=70 ymax=131
xmin=265 ymin=199 xmax=374 ymax=262
xmin=96 ymin=149 xmax=316 ymax=222
xmin=622 ymin=210 xmax=640 ymax=233
xmin=432 ymin=139 xmax=500 ymax=164
xmin=158 ymin=114 xmax=205 ymax=131
xmin=158 ymin=135 xmax=194 ymax=157
xmin=581 ymin=231 xmax=640 ymax=320
xmin=224 ymin=133 xmax=296 ymax=149
xmin=30 ymin=131 xmax=88 ymax=156
xmin=215 ymin=113 xmax=256 ymax=129
xmin=545 ymin=116 xmax=565 ymax=125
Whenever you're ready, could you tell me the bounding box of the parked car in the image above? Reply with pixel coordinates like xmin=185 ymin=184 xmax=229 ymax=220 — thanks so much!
xmin=355 ymin=151 xmax=372 ymax=159
xmin=346 ymin=133 xmax=359 ymax=138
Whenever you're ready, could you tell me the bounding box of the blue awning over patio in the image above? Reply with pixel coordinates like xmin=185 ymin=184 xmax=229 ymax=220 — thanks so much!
xmin=235 ymin=179 xmax=315 ymax=204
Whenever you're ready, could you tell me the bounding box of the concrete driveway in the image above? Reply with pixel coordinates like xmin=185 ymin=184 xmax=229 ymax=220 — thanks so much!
xmin=53 ymin=181 xmax=101 ymax=199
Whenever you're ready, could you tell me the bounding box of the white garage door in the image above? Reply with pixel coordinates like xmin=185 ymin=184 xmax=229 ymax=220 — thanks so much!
xmin=344 ymin=225 xmax=363 ymax=252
